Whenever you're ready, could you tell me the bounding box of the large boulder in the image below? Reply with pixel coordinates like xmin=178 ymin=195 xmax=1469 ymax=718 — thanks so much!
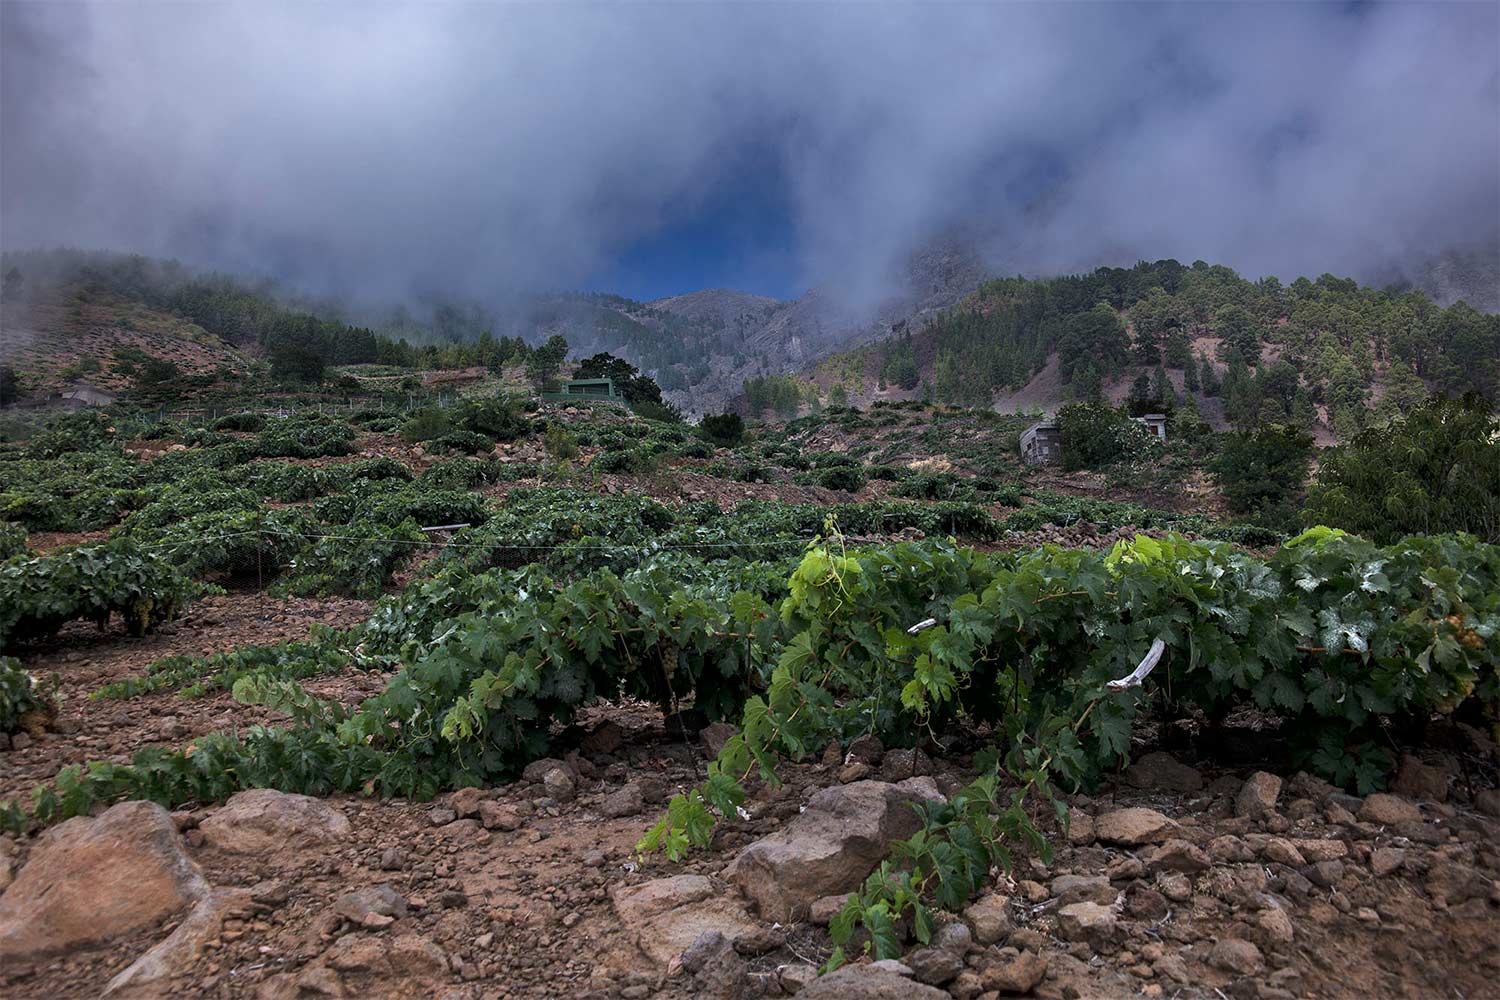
xmin=198 ymin=788 xmax=351 ymax=854
xmin=105 ymin=889 xmax=253 ymax=997
xmin=0 ymin=801 xmax=209 ymax=962
xmin=609 ymin=874 xmax=759 ymax=966
xmin=726 ymin=778 xmax=943 ymax=922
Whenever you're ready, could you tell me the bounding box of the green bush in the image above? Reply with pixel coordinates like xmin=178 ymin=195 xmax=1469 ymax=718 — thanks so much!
xmin=816 ymin=465 xmax=867 ymax=492
xmin=544 ymin=423 xmax=580 ymax=461
xmin=0 ymin=522 xmax=26 ymax=561
xmin=254 ymin=415 xmax=356 ymax=458
xmin=430 ymin=431 xmax=494 ymax=455
xmin=699 ymin=412 xmax=744 ymax=447
xmin=210 ymin=412 xmax=267 ymax=432
xmin=1056 ymin=403 xmax=1161 ymax=470
xmin=1305 ymin=395 xmax=1500 ymax=543
xmin=453 ymin=396 xmax=530 ymax=442
xmin=591 ymin=449 xmax=649 ymax=474
xmin=1 ymin=657 xmax=51 ymax=735
xmin=1213 ymin=425 xmax=1313 ymax=523
xmin=400 ymin=407 xmax=451 ymax=443
xmin=26 ymin=412 xmax=117 ymax=458
xmin=0 ymin=538 xmax=197 ymax=648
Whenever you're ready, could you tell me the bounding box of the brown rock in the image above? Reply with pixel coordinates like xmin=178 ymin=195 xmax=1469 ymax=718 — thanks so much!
xmin=1209 ymin=938 xmax=1264 ymax=975
xmin=1207 ymin=835 xmax=1254 ymax=863
xmin=1095 ymin=807 xmax=1177 ymax=846
xmin=610 ymin=875 xmax=758 ymax=965
xmin=1391 ymin=755 xmax=1450 ymax=803
xmin=964 ymin=893 xmax=1013 ymax=944
xmin=1359 ymin=793 xmax=1422 ymax=825
xmin=837 ymin=762 xmax=872 ymax=784
xmin=0 ymin=801 xmax=209 ymax=962
xmin=699 ymin=722 xmax=738 ymax=758
xmin=1256 ymin=907 xmax=1295 ymax=946
xmin=726 ymin=778 xmax=943 ymax=922
xmin=1293 ymin=838 xmax=1348 ymax=863
xmin=1147 ymin=839 xmax=1210 ymax=873
xmin=1055 ymin=902 xmax=1117 ymax=948
xmin=809 ymin=894 xmax=848 ymax=925
xmin=1122 ymin=752 xmax=1204 ymax=793
xmin=581 ymin=720 xmax=627 ymax=755
xmin=1370 ymin=847 xmax=1405 ymax=876
xmin=448 ymin=786 xmax=486 ymax=818
xmin=478 ymin=800 xmax=524 ymax=831
xmin=105 ymin=889 xmax=252 ymax=997
xmin=794 ymin=965 xmax=947 ymax=999
xmin=1261 ymin=837 xmax=1306 ymax=867
xmin=1236 ymin=771 xmax=1283 ymax=819
xmin=199 ymin=789 xmax=351 ymax=854
xmin=907 ymin=946 xmax=964 ymax=986
xmin=982 ymin=950 xmax=1048 ymax=993
xmin=1050 ymin=875 xmax=1116 ymax=906
xmin=601 ymin=783 xmax=644 ymax=818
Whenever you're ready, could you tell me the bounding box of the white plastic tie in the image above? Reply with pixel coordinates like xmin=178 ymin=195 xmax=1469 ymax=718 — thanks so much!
xmin=1107 ymin=638 xmax=1166 ymax=690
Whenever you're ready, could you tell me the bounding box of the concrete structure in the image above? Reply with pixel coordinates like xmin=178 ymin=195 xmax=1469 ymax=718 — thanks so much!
xmin=541 ymin=377 xmax=626 ymax=406
xmin=1022 ymin=412 xmax=1168 ymax=466
xmin=60 ymin=383 xmax=117 ymax=407
xmin=1133 ymin=413 xmax=1168 ymax=442
xmin=1020 ymin=420 xmax=1061 ymax=466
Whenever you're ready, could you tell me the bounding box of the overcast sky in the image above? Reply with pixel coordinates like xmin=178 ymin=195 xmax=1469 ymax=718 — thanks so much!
xmin=2 ymin=1 xmax=1497 ymax=305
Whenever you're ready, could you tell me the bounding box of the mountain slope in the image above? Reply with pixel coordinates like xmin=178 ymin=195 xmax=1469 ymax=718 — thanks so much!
xmin=793 ymin=259 xmax=1499 ymax=441
xmin=0 ymin=285 xmax=256 ymax=399
xmin=645 ymin=289 xmax=784 ymax=332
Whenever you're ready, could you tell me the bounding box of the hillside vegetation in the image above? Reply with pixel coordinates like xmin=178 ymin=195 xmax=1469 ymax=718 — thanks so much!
xmin=807 ymin=260 xmax=1499 ymax=438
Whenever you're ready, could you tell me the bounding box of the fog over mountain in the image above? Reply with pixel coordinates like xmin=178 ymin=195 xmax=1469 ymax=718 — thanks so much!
xmin=2 ymin=2 xmax=1496 ymax=315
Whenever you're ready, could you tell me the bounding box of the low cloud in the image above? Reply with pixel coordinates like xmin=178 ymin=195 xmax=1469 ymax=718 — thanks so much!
xmin=2 ymin=2 xmax=1496 ymax=308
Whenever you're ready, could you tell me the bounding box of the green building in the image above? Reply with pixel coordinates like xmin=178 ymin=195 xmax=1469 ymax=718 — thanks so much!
xmin=542 ymin=378 xmax=626 ymax=406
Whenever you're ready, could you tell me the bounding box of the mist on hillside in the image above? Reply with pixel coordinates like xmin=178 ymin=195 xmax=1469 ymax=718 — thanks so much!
xmin=2 ymin=2 xmax=1497 ymax=315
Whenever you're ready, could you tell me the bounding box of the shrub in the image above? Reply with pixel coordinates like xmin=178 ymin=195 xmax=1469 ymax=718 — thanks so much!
xmin=816 ymin=465 xmax=867 ymax=492
xmin=430 ymin=431 xmax=495 ymax=455
xmin=211 ymin=412 xmax=266 ymax=433
xmin=1213 ymin=425 xmax=1314 ymax=523
xmin=400 ymin=407 xmax=452 ymax=443
xmin=699 ymin=412 xmax=744 ymax=447
xmin=591 ymin=450 xmax=647 ymax=474
xmin=254 ymin=415 xmax=356 ymax=458
xmin=455 ymin=397 xmax=531 ymax=442
xmin=25 ymin=412 xmax=116 ymax=458
xmin=545 ymin=423 xmax=580 ymax=461
xmin=1056 ymin=403 xmax=1161 ymax=470
xmin=0 ymin=538 xmax=197 ymax=648
xmin=1 ymin=657 xmax=52 ymax=735
xmin=632 ymin=399 xmax=685 ymax=423
xmin=0 ymin=522 xmax=26 ymax=561
xmin=1304 ymin=394 xmax=1500 ymax=543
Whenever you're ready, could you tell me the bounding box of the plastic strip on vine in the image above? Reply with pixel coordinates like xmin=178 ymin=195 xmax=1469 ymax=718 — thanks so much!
xmin=1106 ymin=638 xmax=1166 ymax=690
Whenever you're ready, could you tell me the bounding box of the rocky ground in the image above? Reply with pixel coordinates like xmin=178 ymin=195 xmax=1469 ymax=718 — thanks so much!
xmin=2 ymin=602 xmax=1497 ymax=1000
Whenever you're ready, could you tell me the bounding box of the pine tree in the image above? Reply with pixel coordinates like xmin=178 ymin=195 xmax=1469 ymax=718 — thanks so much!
xmin=1151 ymin=365 xmax=1172 ymax=407
xmin=1292 ymin=386 xmax=1318 ymax=429
xmin=1199 ymin=354 xmax=1220 ymax=396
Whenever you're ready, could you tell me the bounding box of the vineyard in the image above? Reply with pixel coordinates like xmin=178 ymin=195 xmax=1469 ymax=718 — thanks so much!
xmin=0 ymin=400 xmax=1496 ymax=999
